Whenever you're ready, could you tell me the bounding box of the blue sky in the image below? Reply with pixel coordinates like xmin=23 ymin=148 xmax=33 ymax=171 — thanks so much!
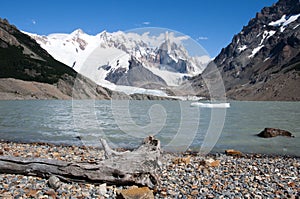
xmin=1 ymin=0 xmax=277 ymax=57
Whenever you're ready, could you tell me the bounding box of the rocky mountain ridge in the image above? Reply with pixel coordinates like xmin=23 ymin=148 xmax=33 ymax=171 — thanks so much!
xmin=191 ymin=0 xmax=300 ymax=100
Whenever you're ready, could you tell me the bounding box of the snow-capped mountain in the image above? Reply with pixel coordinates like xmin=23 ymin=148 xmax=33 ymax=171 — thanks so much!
xmin=0 ymin=18 xmax=113 ymax=100
xmin=25 ymin=29 xmax=210 ymax=92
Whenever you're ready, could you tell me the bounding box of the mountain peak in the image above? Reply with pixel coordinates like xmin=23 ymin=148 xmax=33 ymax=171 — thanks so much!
xmin=191 ymin=0 xmax=300 ymax=101
xmin=70 ymin=29 xmax=86 ymax=37
xmin=25 ymin=29 xmax=209 ymax=88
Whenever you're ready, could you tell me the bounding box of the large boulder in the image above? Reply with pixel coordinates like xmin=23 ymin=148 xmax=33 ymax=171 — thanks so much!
xmin=257 ymin=128 xmax=294 ymax=138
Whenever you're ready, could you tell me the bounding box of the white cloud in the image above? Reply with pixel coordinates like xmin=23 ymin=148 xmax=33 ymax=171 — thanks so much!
xmin=31 ymin=19 xmax=36 ymax=25
xmin=196 ymin=36 xmax=208 ymax=41
xmin=142 ymin=21 xmax=150 ymax=25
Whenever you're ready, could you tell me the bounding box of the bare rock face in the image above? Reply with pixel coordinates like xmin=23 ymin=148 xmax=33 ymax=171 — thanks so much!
xmin=257 ymin=128 xmax=294 ymax=138
xmin=105 ymin=57 xmax=167 ymax=89
xmin=0 ymin=19 xmax=20 ymax=47
xmin=191 ymin=0 xmax=300 ymax=101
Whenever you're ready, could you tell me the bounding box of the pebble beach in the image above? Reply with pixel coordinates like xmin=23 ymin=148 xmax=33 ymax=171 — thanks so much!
xmin=0 ymin=141 xmax=299 ymax=199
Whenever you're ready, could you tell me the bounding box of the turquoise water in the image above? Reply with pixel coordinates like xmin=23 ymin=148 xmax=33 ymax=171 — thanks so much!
xmin=0 ymin=100 xmax=299 ymax=156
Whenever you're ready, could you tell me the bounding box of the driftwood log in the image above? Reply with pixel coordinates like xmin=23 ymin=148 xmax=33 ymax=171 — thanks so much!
xmin=0 ymin=136 xmax=161 ymax=188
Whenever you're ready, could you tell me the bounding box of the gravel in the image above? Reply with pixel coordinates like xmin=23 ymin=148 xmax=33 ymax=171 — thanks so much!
xmin=0 ymin=141 xmax=299 ymax=198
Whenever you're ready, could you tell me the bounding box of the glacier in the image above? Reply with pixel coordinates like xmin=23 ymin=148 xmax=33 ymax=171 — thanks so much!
xmin=24 ymin=28 xmax=211 ymax=97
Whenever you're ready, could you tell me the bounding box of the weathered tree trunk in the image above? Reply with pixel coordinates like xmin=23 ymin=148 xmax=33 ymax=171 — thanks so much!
xmin=0 ymin=136 xmax=161 ymax=188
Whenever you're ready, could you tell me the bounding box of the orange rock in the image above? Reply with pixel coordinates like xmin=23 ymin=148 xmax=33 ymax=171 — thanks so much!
xmin=26 ymin=189 xmax=38 ymax=197
xmin=209 ymin=160 xmax=220 ymax=167
xmin=183 ymin=156 xmax=191 ymax=164
xmin=288 ymin=182 xmax=295 ymax=187
xmin=212 ymin=183 xmax=217 ymax=190
xmin=172 ymin=158 xmax=180 ymax=164
xmin=200 ymin=158 xmax=220 ymax=167
xmin=34 ymin=152 xmax=41 ymax=157
xmin=191 ymin=185 xmax=198 ymax=189
xmin=117 ymin=187 xmax=154 ymax=199
xmin=203 ymin=180 xmax=210 ymax=186
xmin=52 ymin=152 xmax=60 ymax=158
xmin=191 ymin=190 xmax=199 ymax=195
xmin=172 ymin=156 xmax=191 ymax=165
xmin=12 ymin=152 xmax=19 ymax=157
xmin=225 ymin=149 xmax=243 ymax=156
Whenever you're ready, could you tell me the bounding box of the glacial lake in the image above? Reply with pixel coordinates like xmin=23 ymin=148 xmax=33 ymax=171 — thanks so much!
xmin=0 ymin=100 xmax=299 ymax=156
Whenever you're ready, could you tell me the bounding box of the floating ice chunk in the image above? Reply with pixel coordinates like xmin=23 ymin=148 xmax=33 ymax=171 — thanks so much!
xmin=190 ymin=102 xmax=230 ymax=108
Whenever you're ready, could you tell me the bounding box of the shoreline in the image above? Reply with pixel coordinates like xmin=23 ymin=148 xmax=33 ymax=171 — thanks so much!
xmin=0 ymin=140 xmax=299 ymax=198
xmin=1 ymin=98 xmax=300 ymax=102
xmin=0 ymin=139 xmax=299 ymax=158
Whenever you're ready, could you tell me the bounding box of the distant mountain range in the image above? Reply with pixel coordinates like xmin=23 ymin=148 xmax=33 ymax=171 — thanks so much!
xmin=1 ymin=0 xmax=299 ymax=100
xmin=190 ymin=0 xmax=300 ymax=100
xmin=25 ymin=29 xmax=210 ymax=91
xmin=0 ymin=19 xmax=166 ymax=100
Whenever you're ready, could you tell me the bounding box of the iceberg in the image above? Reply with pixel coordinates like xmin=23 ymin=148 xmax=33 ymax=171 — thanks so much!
xmin=190 ymin=102 xmax=230 ymax=108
